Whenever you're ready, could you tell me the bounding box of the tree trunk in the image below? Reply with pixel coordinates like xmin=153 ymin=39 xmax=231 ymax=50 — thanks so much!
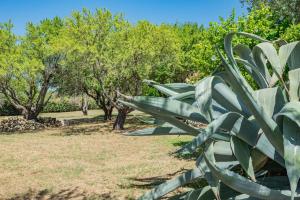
xmin=81 ymin=94 xmax=88 ymax=116
xmin=22 ymin=109 xmax=38 ymax=121
xmin=103 ymin=106 xmax=113 ymax=121
xmin=113 ymin=109 xmax=127 ymax=130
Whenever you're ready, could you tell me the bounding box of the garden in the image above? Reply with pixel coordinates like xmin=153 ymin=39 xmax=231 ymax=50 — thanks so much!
xmin=0 ymin=0 xmax=300 ymax=199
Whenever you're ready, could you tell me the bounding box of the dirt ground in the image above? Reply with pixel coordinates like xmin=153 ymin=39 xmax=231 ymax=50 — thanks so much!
xmin=0 ymin=114 xmax=194 ymax=199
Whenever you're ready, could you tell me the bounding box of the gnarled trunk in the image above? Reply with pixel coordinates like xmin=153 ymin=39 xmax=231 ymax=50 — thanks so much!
xmin=81 ymin=94 xmax=88 ymax=116
xmin=22 ymin=108 xmax=38 ymax=121
xmin=103 ymin=106 xmax=113 ymax=121
xmin=113 ymin=109 xmax=127 ymax=130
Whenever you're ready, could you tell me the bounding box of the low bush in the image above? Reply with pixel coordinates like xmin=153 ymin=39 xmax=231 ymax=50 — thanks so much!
xmin=0 ymin=101 xmax=20 ymax=116
xmin=42 ymin=101 xmax=81 ymax=113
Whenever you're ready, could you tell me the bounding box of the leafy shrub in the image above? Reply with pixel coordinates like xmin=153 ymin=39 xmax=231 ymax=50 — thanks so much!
xmin=42 ymin=101 xmax=80 ymax=113
xmin=42 ymin=99 xmax=99 ymax=113
xmin=88 ymin=100 xmax=99 ymax=110
xmin=0 ymin=101 xmax=20 ymax=116
xmin=282 ymin=23 xmax=300 ymax=42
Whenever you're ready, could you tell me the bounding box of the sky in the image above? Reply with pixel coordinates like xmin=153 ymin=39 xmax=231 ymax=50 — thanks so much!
xmin=0 ymin=0 xmax=247 ymax=35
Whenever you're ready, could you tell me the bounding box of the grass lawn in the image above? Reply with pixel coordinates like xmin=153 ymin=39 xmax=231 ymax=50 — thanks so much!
xmin=0 ymin=111 xmax=194 ymax=199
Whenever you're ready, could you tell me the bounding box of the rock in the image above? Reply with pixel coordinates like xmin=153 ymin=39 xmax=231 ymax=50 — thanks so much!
xmin=0 ymin=117 xmax=62 ymax=133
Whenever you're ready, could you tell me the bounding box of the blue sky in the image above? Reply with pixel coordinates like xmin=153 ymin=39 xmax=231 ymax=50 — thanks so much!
xmin=0 ymin=0 xmax=247 ymax=35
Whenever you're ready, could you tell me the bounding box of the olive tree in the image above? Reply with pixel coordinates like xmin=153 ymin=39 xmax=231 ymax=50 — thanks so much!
xmin=0 ymin=18 xmax=64 ymax=120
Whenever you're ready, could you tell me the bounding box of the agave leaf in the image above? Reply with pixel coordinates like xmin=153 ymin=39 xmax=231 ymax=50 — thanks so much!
xmin=233 ymin=44 xmax=257 ymax=67
xmin=235 ymin=58 xmax=269 ymax=88
xmin=289 ymin=69 xmax=300 ymax=102
xmin=255 ymin=133 xmax=285 ymax=167
xmin=253 ymin=42 xmax=283 ymax=85
xmin=128 ymin=96 xmax=208 ymax=124
xmin=170 ymin=91 xmax=195 ymax=105
xmin=127 ymin=126 xmax=231 ymax=144
xmin=185 ymin=183 xmax=246 ymax=200
xmin=119 ymin=100 xmax=200 ymax=134
xmin=184 ymin=186 xmax=215 ymax=200
xmin=212 ymin=77 xmax=250 ymax=117
xmin=275 ymin=102 xmax=300 ymax=127
xmin=175 ymin=112 xmax=241 ymax=155
xmin=164 ymin=82 xmax=195 ymax=93
xmin=252 ymin=48 xmax=271 ymax=84
xmin=224 ymin=32 xmax=268 ymax=79
xmin=198 ymin=143 xmax=221 ymax=200
xmin=275 ymin=102 xmax=300 ymax=199
xmin=214 ymin=141 xmax=236 ymax=162
xmin=279 ymin=41 xmax=300 ymax=71
xmin=169 ymin=192 xmax=188 ymax=200
xmin=138 ymin=168 xmax=202 ymax=200
xmin=253 ymin=87 xmax=286 ymax=117
xmin=230 ymin=136 xmax=256 ymax=181
xmin=176 ymin=111 xmax=261 ymax=156
xmin=213 ymin=70 xmax=229 ymax=79
xmin=251 ymin=149 xmax=269 ymax=172
xmin=134 ymin=116 xmax=157 ymax=124
xmin=221 ymin=33 xmax=284 ymax=156
xmin=257 ymin=176 xmax=290 ymax=189
xmin=143 ymin=80 xmax=179 ymax=96
xmin=126 ymin=126 xmax=194 ymax=136
xmin=195 ymin=76 xmax=250 ymax=122
xmin=234 ymin=44 xmax=269 ymax=88
xmin=195 ymin=77 xmax=214 ymax=122
xmin=170 ymin=91 xmax=195 ymax=101
xmin=144 ymin=80 xmax=195 ymax=96
xmin=204 ymin=152 xmax=297 ymax=200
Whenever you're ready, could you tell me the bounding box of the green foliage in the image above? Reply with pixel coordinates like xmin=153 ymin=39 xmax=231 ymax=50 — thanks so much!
xmin=282 ymin=23 xmax=300 ymax=42
xmin=174 ymin=4 xmax=290 ymax=83
xmin=241 ymin=0 xmax=300 ymax=23
xmin=0 ymin=17 xmax=65 ymax=119
xmin=42 ymin=101 xmax=80 ymax=113
xmin=0 ymin=101 xmax=20 ymax=116
xmin=121 ymin=32 xmax=300 ymax=199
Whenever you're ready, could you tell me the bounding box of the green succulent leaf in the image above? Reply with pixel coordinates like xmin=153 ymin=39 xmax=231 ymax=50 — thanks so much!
xmin=198 ymin=143 xmax=221 ymax=200
xmin=170 ymin=91 xmax=195 ymax=101
xmin=176 ymin=112 xmax=260 ymax=156
xmin=234 ymin=44 xmax=269 ymax=88
xmin=230 ymin=136 xmax=256 ymax=181
xmin=279 ymin=41 xmax=300 ymax=71
xmin=221 ymin=32 xmax=284 ymax=156
xmin=288 ymin=69 xmax=300 ymax=102
xmin=195 ymin=76 xmax=250 ymax=122
xmin=184 ymin=186 xmax=215 ymax=200
xmin=214 ymin=141 xmax=236 ymax=162
xmin=275 ymin=102 xmax=300 ymax=200
xmin=204 ymin=152 xmax=298 ymax=200
xmin=126 ymin=126 xmax=194 ymax=136
xmin=127 ymin=96 xmax=208 ymax=123
xmin=143 ymin=80 xmax=178 ymax=96
xmin=253 ymin=87 xmax=287 ymax=117
xmin=138 ymin=168 xmax=202 ymax=200
xmin=253 ymin=42 xmax=283 ymax=85
xmin=144 ymin=80 xmax=195 ymax=96
xmin=119 ymin=99 xmax=200 ymax=134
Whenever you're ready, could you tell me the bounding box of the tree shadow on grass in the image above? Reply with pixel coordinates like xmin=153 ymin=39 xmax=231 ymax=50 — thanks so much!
xmin=6 ymin=187 xmax=117 ymax=200
xmin=119 ymin=168 xmax=190 ymax=190
xmin=169 ymin=140 xmax=202 ymax=161
xmin=56 ymin=125 xmax=104 ymax=136
xmin=53 ymin=114 xmax=149 ymax=136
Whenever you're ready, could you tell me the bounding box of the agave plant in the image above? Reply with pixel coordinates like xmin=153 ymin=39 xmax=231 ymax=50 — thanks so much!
xmin=119 ymin=32 xmax=300 ymax=200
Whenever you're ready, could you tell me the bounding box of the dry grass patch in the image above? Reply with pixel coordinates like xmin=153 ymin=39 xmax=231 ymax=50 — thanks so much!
xmin=0 ymin=117 xmax=194 ymax=199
